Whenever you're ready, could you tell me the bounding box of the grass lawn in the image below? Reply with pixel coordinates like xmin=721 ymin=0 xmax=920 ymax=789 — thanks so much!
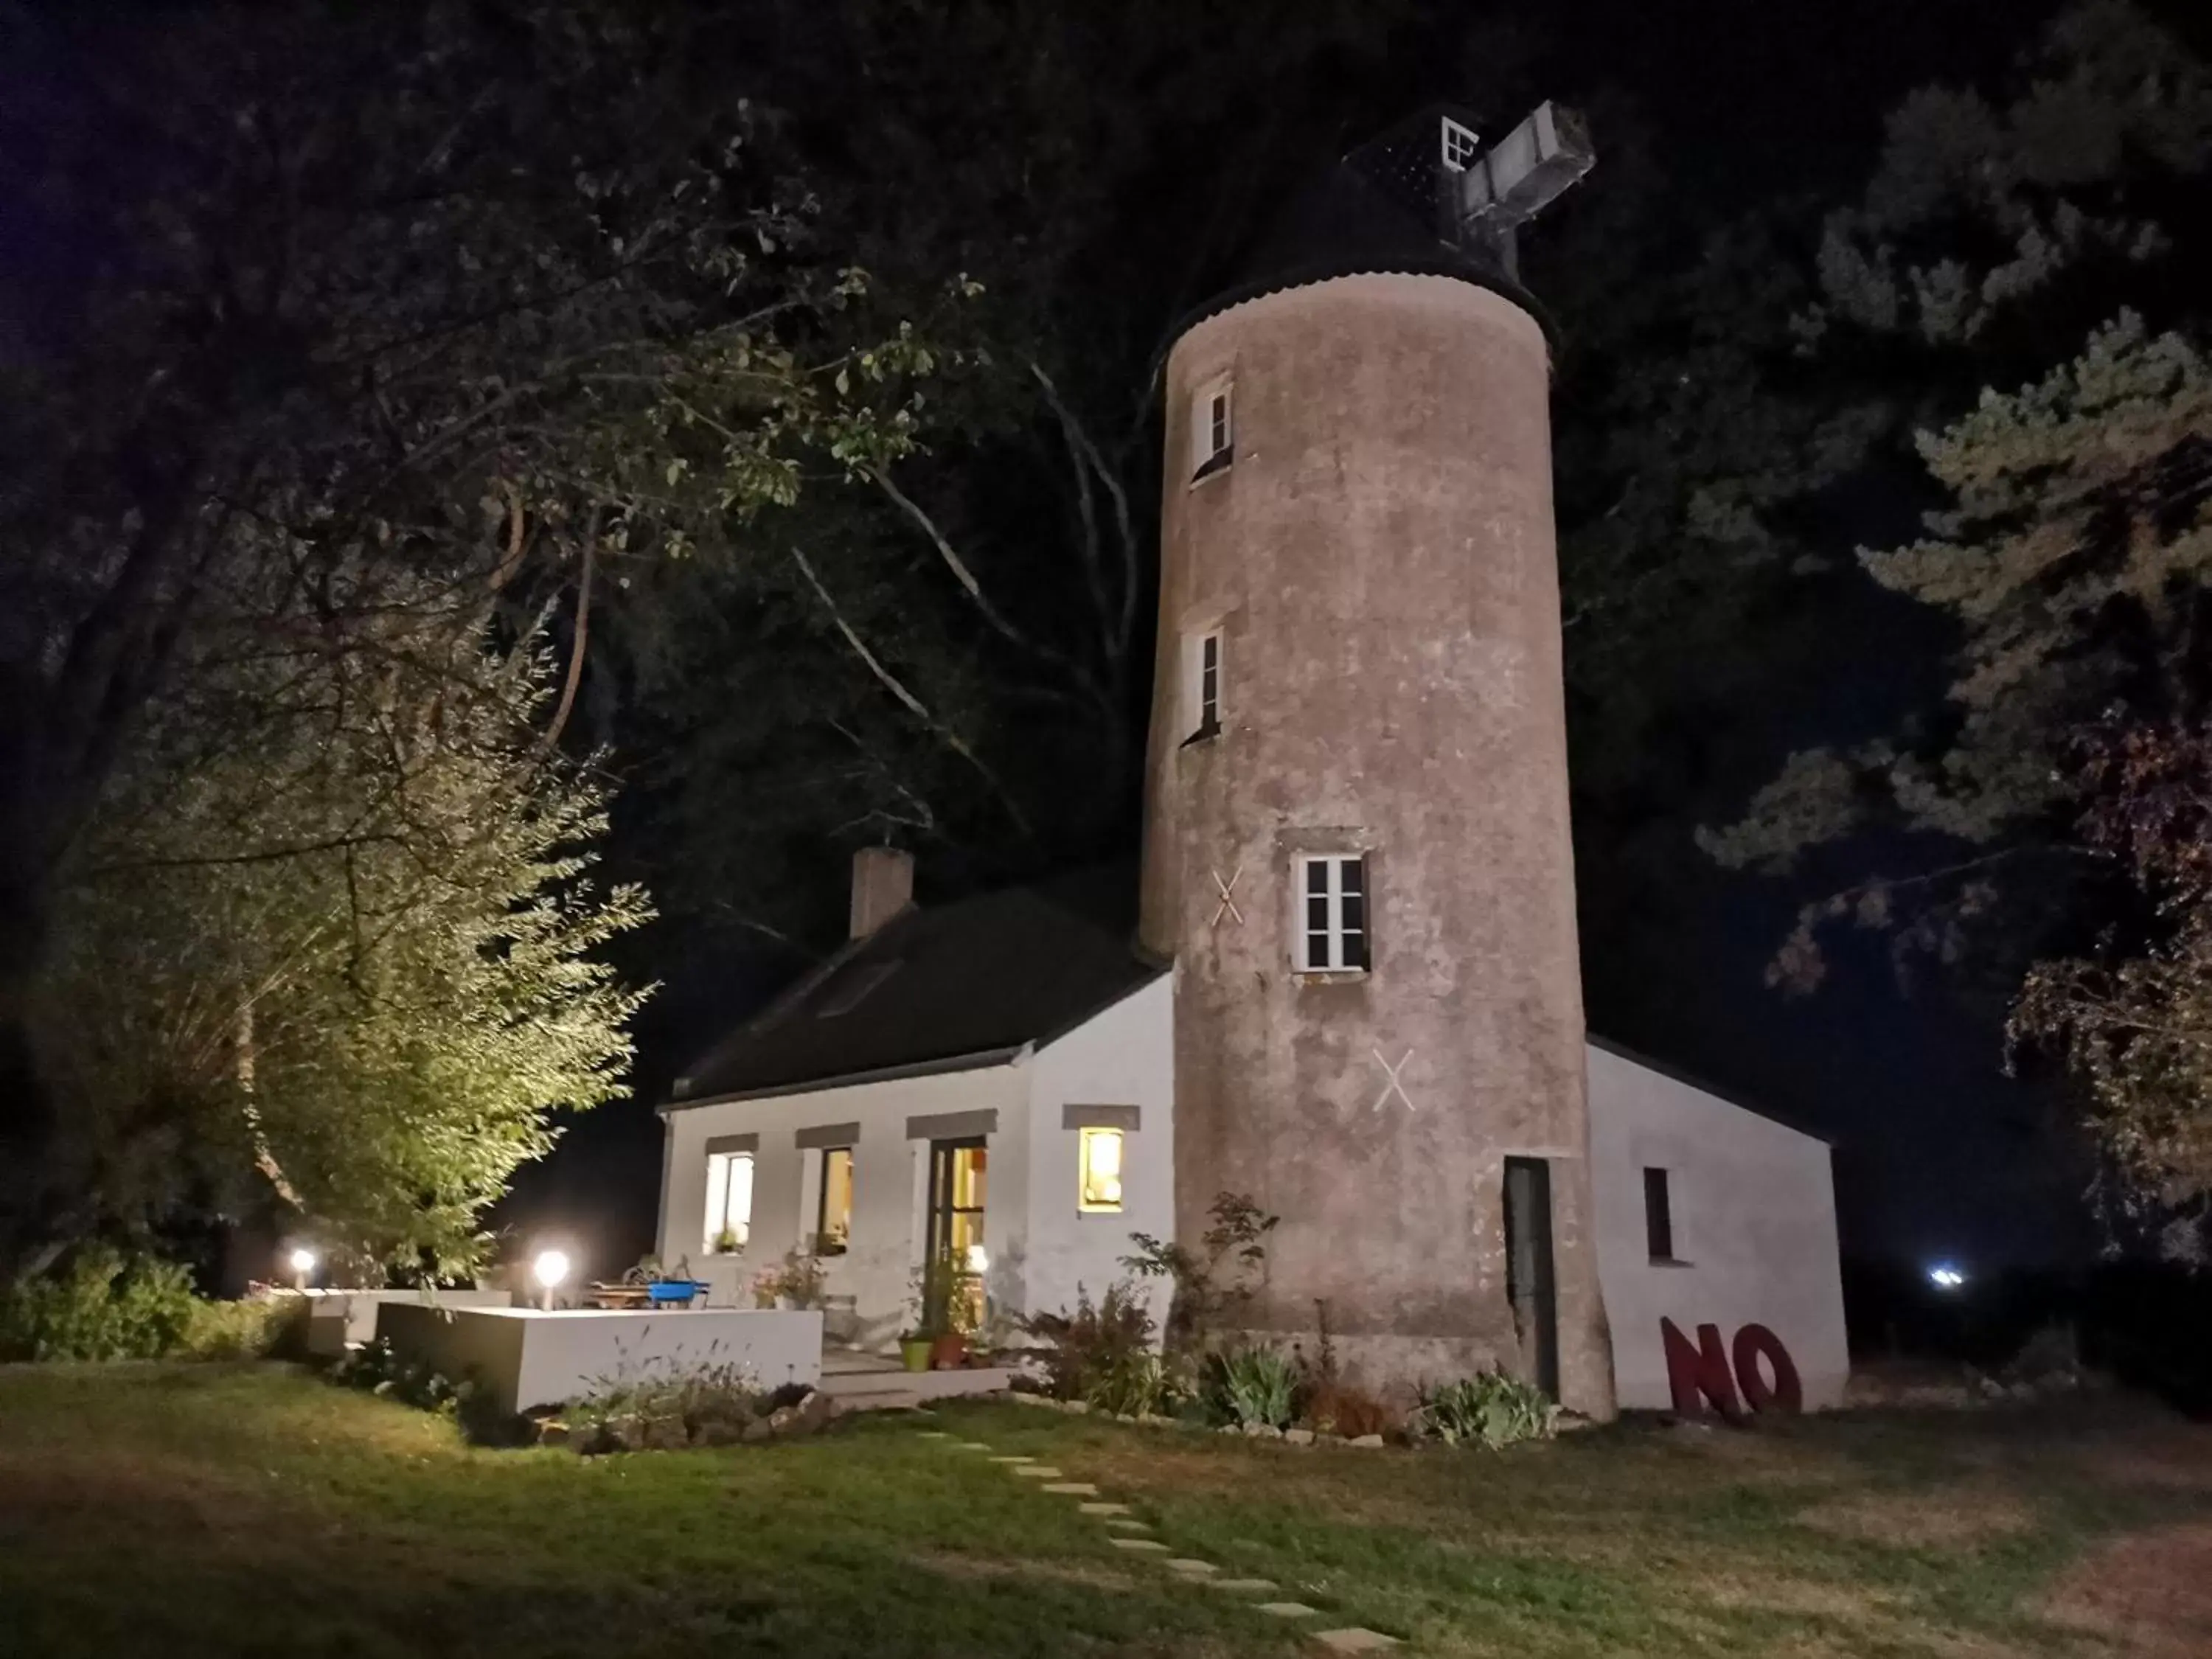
xmin=3 ymin=1365 xmax=2211 ymax=1657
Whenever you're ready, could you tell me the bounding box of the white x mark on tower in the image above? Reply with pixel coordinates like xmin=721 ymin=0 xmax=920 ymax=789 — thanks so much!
xmin=1209 ymin=865 xmax=1245 ymax=929
xmin=1370 ymin=1047 xmax=1417 ymax=1113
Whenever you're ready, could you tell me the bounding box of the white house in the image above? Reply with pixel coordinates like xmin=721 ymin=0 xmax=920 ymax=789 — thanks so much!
xmin=657 ymin=854 xmax=1848 ymax=1409
xmin=655 ymin=107 xmax=1851 ymax=1413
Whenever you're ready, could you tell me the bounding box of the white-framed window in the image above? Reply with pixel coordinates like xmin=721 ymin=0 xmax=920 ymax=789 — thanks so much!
xmin=1441 ymin=116 xmax=1481 ymax=173
xmin=1295 ymin=853 xmax=1369 ymax=973
xmin=703 ymin=1150 xmax=755 ymax=1254
xmin=1078 ymin=1127 xmax=1124 ymax=1214
xmin=814 ymin=1147 xmax=855 ymax=1256
xmin=1191 ymin=374 xmax=1232 ymax=478
xmin=1183 ymin=627 xmax=1222 ymax=738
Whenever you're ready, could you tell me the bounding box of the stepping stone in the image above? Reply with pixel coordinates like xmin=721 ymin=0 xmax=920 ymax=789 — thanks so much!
xmin=916 ymin=1431 xmax=950 ymax=1439
xmin=1010 ymin=1465 xmax=1065 ymax=1478
xmin=1312 ymin=1632 xmax=1400 ymax=1654
xmin=1078 ymin=1502 xmax=1131 ymax=1516
xmin=1163 ymin=1558 xmax=1217 ymax=1576
xmin=1103 ymin=1518 xmax=1151 ymax=1531
xmin=956 ymin=1441 xmax=991 ymax=1450
xmin=1257 ymin=1602 xmax=1319 ymax=1618
xmin=1042 ymin=1482 xmax=1099 ymax=1495
xmin=1110 ymin=1537 xmax=1170 ymax=1553
xmin=988 ymin=1455 xmax=1034 ymax=1464
xmin=1207 ymin=1578 xmax=1279 ymax=1593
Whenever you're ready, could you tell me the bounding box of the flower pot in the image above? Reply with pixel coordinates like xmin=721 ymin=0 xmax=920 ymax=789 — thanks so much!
xmin=930 ymin=1332 xmax=968 ymax=1371
xmin=900 ymin=1337 xmax=933 ymax=1373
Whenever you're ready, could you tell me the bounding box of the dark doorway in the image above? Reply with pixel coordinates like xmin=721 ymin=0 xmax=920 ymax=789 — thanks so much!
xmin=1503 ymin=1155 xmax=1559 ymax=1399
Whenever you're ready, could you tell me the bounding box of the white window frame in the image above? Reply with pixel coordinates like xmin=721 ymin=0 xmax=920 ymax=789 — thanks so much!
xmin=1191 ymin=374 xmax=1233 ymax=478
xmin=1294 ymin=852 xmax=1369 ymax=973
xmin=1077 ymin=1126 xmax=1125 ymax=1214
xmin=1441 ymin=116 xmax=1481 ymax=173
xmin=703 ymin=1150 xmax=755 ymax=1254
xmin=1184 ymin=627 xmax=1222 ymax=736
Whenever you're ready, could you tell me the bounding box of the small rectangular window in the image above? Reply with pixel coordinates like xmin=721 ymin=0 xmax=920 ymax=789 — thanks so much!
xmin=1192 ymin=375 xmax=1232 ymax=479
xmin=704 ymin=1151 xmax=755 ymax=1253
xmin=815 ymin=1147 xmax=854 ymax=1256
xmin=1295 ymin=853 xmax=1368 ymax=972
xmin=1441 ymin=116 xmax=1482 ymax=173
xmin=1644 ymin=1166 xmax=1674 ymax=1262
xmin=1078 ymin=1127 xmax=1124 ymax=1213
xmin=1182 ymin=629 xmax=1222 ymax=742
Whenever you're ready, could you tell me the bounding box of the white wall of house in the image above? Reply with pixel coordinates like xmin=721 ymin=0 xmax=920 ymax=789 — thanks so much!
xmin=1020 ymin=973 xmax=1177 ymax=1334
xmin=1586 ymin=1042 xmax=1849 ymax=1411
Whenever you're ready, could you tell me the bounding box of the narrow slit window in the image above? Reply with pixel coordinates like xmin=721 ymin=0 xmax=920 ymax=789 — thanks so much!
xmin=704 ymin=1151 xmax=754 ymax=1254
xmin=1183 ymin=629 xmax=1222 ymax=742
xmin=815 ymin=1147 xmax=854 ymax=1256
xmin=1644 ymin=1166 xmax=1674 ymax=1262
xmin=1192 ymin=376 xmax=1233 ymax=478
xmin=1078 ymin=1127 xmax=1124 ymax=1213
xmin=1295 ymin=854 xmax=1369 ymax=972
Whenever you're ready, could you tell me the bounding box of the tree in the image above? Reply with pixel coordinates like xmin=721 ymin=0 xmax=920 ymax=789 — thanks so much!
xmin=1700 ymin=1 xmax=2212 ymax=1201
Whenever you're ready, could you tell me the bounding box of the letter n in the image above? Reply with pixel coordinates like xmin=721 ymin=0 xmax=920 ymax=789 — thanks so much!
xmin=1661 ymin=1318 xmax=1742 ymax=1421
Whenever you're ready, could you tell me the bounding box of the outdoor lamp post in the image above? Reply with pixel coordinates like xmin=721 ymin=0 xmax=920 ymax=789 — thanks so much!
xmin=533 ymin=1248 xmax=571 ymax=1311
xmin=288 ymin=1247 xmax=316 ymax=1292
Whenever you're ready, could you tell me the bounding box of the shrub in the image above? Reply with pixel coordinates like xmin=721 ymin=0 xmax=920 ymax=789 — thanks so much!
xmin=0 ymin=1248 xmax=202 ymax=1361
xmin=1088 ymin=1349 xmax=1171 ymax=1416
xmin=1410 ymin=1371 xmax=1558 ymax=1450
xmin=179 ymin=1295 xmax=302 ymax=1360
xmin=751 ymin=1249 xmax=827 ymax=1310
xmin=1301 ymin=1380 xmax=1397 ymax=1438
xmin=568 ymin=1353 xmax=767 ymax=1450
xmin=1020 ymin=1280 xmax=1158 ymax=1401
xmin=1124 ymin=1192 xmax=1277 ymax=1353
xmin=1214 ymin=1343 xmax=1297 ymax=1430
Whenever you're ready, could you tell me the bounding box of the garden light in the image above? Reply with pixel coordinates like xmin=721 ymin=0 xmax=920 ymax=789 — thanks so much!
xmin=287 ymin=1246 xmax=316 ymax=1290
xmin=532 ymin=1248 xmax=571 ymax=1310
xmin=965 ymin=1244 xmax=989 ymax=1276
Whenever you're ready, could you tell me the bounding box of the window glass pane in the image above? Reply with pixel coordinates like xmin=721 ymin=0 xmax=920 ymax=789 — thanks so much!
xmin=1209 ymin=392 xmax=1229 ymax=451
xmin=1079 ymin=1127 xmax=1124 ymax=1212
xmin=1306 ymin=859 xmax=1329 ymax=897
xmin=703 ymin=1154 xmax=730 ymax=1253
xmin=725 ymin=1154 xmax=754 ymax=1247
xmin=817 ymin=1147 xmax=854 ymax=1255
xmin=1339 ymin=857 xmax=1363 ymax=900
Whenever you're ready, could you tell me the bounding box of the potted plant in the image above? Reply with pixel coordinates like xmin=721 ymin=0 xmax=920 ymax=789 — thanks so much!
xmin=712 ymin=1226 xmax=742 ymax=1256
xmin=917 ymin=1249 xmax=979 ymax=1369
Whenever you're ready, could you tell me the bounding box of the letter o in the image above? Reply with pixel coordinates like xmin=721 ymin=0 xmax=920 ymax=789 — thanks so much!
xmin=1731 ymin=1323 xmax=1803 ymax=1414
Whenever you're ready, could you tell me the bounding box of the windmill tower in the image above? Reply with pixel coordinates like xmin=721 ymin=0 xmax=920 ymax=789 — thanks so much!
xmin=1135 ymin=105 xmax=1614 ymax=1415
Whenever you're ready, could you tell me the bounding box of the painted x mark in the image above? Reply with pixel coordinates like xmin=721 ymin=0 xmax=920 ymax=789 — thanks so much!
xmin=1371 ymin=1047 xmax=1416 ymax=1113
xmin=1209 ymin=864 xmax=1245 ymax=929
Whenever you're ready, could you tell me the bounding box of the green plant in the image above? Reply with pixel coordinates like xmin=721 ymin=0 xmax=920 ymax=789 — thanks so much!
xmin=754 ymin=1250 xmax=827 ymax=1310
xmin=1123 ymin=1192 xmax=1276 ymax=1352
xmin=911 ymin=1249 xmax=979 ymax=1340
xmin=1087 ymin=1349 xmax=1172 ymax=1416
xmin=178 ymin=1295 xmax=302 ymax=1360
xmin=0 ymin=1248 xmax=204 ymax=1361
xmin=1214 ymin=1344 xmax=1297 ymax=1430
xmin=1018 ymin=1279 xmax=1157 ymax=1402
xmin=712 ymin=1228 xmax=742 ymax=1255
xmin=1411 ymin=1371 xmax=1559 ymax=1450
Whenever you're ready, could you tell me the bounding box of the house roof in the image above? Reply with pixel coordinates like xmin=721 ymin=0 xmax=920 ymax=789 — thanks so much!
xmin=665 ymin=867 xmax=1164 ymax=1110
xmin=1172 ymin=105 xmax=1551 ymax=349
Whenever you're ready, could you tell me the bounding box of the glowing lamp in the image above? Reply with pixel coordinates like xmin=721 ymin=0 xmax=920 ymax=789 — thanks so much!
xmin=1927 ymin=1264 xmax=1966 ymax=1290
xmin=965 ymin=1244 xmax=989 ymax=1276
xmin=532 ymin=1248 xmax=571 ymax=1310
xmin=287 ymin=1247 xmax=316 ymax=1290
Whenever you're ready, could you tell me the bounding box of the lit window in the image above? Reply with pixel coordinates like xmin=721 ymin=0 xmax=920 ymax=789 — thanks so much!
xmin=815 ymin=1147 xmax=854 ymax=1256
xmin=1078 ymin=1127 xmax=1124 ymax=1213
xmin=1295 ymin=853 xmax=1368 ymax=973
xmin=1192 ymin=375 xmax=1232 ymax=478
xmin=704 ymin=1151 xmax=754 ymax=1253
xmin=1441 ymin=116 xmax=1481 ymax=173
xmin=1644 ymin=1167 xmax=1676 ymax=1262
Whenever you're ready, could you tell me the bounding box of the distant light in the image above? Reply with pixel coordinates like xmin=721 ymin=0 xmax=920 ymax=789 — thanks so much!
xmin=965 ymin=1244 xmax=989 ymax=1276
xmin=533 ymin=1249 xmax=571 ymax=1290
xmin=1928 ymin=1264 xmax=1966 ymax=1290
xmin=288 ymin=1247 xmax=317 ymax=1276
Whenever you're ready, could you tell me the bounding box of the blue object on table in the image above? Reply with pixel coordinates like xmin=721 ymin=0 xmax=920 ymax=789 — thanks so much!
xmin=645 ymin=1280 xmax=706 ymax=1305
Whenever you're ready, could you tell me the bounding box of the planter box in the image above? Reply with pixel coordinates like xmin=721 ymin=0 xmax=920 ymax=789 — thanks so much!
xmin=300 ymin=1288 xmax=513 ymax=1358
xmin=375 ymin=1304 xmax=824 ymax=1416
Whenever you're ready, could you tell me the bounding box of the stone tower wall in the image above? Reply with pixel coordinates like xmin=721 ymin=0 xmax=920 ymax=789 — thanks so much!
xmin=1137 ymin=271 xmax=1615 ymax=1417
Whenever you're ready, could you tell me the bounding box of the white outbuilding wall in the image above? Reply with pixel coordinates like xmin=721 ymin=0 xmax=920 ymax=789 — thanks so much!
xmin=656 ymin=976 xmax=1176 ymax=1349
xmin=1586 ymin=1040 xmax=1848 ymax=1411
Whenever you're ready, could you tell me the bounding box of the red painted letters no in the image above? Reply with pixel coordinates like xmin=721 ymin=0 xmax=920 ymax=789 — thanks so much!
xmin=1661 ymin=1318 xmax=1803 ymax=1419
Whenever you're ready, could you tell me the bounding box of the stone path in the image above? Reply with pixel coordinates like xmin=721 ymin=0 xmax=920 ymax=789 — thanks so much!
xmin=920 ymin=1415 xmax=1402 ymax=1652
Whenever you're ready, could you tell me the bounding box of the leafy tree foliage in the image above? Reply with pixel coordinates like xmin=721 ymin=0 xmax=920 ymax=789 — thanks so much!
xmin=1701 ymin=1 xmax=2212 ymax=1202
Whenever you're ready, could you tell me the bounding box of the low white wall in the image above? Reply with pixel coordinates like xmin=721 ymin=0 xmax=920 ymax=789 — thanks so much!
xmin=659 ymin=1062 xmax=1030 ymax=1346
xmin=377 ymin=1304 xmax=824 ymax=1415
xmin=301 ymin=1288 xmax=512 ymax=1357
xmin=1587 ymin=1043 xmax=1849 ymax=1411
xmin=1020 ymin=974 xmax=1176 ymax=1332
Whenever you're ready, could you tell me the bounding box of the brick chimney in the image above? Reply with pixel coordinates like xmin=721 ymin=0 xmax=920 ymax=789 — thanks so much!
xmin=849 ymin=846 xmax=914 ymax=939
